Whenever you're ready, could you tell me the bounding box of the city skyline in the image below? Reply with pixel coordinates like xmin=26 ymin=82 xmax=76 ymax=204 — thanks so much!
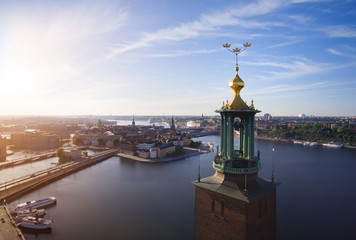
xmin=1 ymin=0 xmax=355 ymax=117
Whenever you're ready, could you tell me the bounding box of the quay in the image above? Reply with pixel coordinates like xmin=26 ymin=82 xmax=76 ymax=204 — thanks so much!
xmin=0 ymin=205 xmax=24 ymax=240
xmin=0 ymin=149 xmax=119 ymax=203
xmin=117 ymin=147 xmax=209 ymax=163
xmin=0 ymin=152 xmax=56 ymax=170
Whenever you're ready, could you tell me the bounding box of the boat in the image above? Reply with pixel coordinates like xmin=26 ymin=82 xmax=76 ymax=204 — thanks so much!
xmin=13 ymin=197 xmax=56 ymax=212
xmin=322 ymin=143 xmax=343 ymax=148
xmin=14 ymin=208 xmax=46 ymax=220
xmin=293 ymin=140 xmax=303 ymax=144
xmin=18 ymin=216 xmax=52 ymax=229
xmin=310 ymin=142 xmax=319 ymax=147
xmin=303 ymin=142 xmax=311 ymax=146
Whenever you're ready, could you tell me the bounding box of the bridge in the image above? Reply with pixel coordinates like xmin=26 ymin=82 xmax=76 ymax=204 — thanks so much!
xmin=0 ymin=149 xmax=119 ymax=203
xmin=0 ymin=152 xmax=56 ymax=170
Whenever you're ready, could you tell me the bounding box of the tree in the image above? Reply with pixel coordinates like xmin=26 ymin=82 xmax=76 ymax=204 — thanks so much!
xmin=73 ymin=136 xmax=83 ymax=145
xmin=56 ymin=147 xmax=65 ymax=159
xmin=97 ymin=138 xmax=104 ymax=146
xmin=113 ymin=138 xmax=119 ymax=147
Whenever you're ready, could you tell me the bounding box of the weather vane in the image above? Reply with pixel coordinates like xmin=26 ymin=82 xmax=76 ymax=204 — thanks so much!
xmin=223 ymin=42 xmax=252 ymax=70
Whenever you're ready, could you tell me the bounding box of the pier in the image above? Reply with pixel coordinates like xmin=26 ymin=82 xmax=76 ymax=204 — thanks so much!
xmin=0 ymin=149 xmax=119 ymax=203
xmin=0 ymin=205 xmax=24 ymax=240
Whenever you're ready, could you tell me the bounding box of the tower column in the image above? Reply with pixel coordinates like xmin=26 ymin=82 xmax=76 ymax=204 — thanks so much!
xmin=227 ymin=115 xmax=234 ymax=159
xmin=220 ymin=114 xmax=226 ymax=157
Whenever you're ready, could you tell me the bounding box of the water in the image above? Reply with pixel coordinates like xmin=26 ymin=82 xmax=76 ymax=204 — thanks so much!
xmin=8 ymin=136 xmax=356 ymax=240
xmin=1 ymin=150 xmax=99 ymax=183
xmin=113 ymin=120 xmax=169 ymax=128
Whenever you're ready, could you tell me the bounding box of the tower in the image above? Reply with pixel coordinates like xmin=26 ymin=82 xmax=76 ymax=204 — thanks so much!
xmin=193 ymin=43 xmax=277 ymax=240
xmin=132 ymin=115 xmax=135 ymax=127
xmin=0 ymin=137 xmax=6 ymax=162
xmin=170 ymin=116 xmax=176 ymax=138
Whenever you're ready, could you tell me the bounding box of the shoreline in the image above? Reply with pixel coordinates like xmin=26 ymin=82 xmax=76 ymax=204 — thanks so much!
xmin=117 ymin=147 xmax=210 ymax=163
xmin=255 ymin=136 xmax=356 ymax=149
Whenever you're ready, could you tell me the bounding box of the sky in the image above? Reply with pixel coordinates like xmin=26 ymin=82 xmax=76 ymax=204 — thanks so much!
xmin=0 ymin=0 xmax=355 ymax=117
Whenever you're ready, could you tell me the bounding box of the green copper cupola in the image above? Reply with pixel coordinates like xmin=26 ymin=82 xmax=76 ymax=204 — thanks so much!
xmin=214 ymin=43 xmax=260 ymax=175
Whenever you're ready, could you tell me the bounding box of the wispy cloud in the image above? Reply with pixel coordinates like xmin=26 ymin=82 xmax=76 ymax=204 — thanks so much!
xmin=108 ymin=0 xmax=286 ymax=57
xmin=323 ymin=25 xmax=356 ymax=38
xmin=147 ymin=49 xmax=218 ymax=58
xmin=327 ymin=48 xmax=343 ymax=56
xmin=245 ymin=57 xmax=327 ymax=81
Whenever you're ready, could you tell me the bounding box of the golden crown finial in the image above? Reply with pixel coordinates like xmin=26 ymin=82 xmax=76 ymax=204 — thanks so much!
xmin=222 ymin=43 xmax=231 ymax=48
xmin=233 ymin=48 xmax=241 ymax=53
xmin=243 ymin=43 xmax=252 ymax=48
xmin=223 ymin=42 xmax=252 ymax=69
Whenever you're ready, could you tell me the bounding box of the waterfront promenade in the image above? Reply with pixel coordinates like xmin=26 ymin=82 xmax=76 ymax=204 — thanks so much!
xmin=0 ymin=205 xmax=24 ymax=240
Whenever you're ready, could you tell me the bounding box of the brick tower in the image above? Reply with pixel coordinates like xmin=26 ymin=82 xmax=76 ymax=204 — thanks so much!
xmin=192 ymin=44 xmax=278 ymax=240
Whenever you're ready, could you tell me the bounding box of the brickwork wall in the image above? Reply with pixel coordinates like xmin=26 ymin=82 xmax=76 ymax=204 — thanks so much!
xmin=194 ymin=186 xmax=276 ymax=240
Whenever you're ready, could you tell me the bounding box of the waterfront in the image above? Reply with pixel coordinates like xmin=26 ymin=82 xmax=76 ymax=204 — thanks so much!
xmin=8 ymin=136 xmax=356 ymax=240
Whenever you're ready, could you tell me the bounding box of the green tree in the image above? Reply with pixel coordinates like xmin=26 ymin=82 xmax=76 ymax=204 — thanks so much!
xmin=313 ymin=123 xmax=323 ymax=130
xmin=73 ymin=136 xmax=83 ymax=145
xmin=97 ymin=138 xmax=104 ymax=146
xmin=56 ymin=147 xmax=65 ymax=159
xmin=113 ymin=138 xmax=119 ymax=147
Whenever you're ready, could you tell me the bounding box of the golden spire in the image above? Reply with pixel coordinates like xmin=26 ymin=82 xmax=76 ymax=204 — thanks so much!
xmin=229 ymin=68 xmax=249 ymax=109
xmin=223 ymin=42 xmax=252 ymax=110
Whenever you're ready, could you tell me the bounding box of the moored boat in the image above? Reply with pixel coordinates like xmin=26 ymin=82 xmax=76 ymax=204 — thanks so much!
xmin=19 ymin=216 xmax=52 ymax=229
xmin=322 ymin=143 xmax=343 ymax=148
xmin=13 ymin=197 xmax=56 ymax=212
xmin=14 ymin=208 xmax=46 ymax=220
xmin=293 ymin=140 xmax=303 ymax=144
xmin=310 ymin=142 xmax=319 ymax=147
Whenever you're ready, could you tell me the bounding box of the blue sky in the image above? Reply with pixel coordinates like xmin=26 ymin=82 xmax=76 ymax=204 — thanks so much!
xmin=0 ymin=0 xmax=355 ymax=116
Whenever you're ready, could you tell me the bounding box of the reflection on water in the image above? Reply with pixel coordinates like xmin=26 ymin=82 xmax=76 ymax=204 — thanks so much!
xmin=7 ymin=136 xmax=356 ymax=240
xmin=1 ymin=150 xmax=100 ymax=183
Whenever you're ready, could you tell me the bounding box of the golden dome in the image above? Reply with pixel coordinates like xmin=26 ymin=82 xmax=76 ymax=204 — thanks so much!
xmin=229 ymin=67 xmax=249 ymax=109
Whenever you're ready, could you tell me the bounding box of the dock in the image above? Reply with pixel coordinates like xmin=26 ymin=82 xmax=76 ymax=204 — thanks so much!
xmin=0 ymin=205 xmax=24 ymax=240
xmin=0 ymin=149 xmax=119 ymax=203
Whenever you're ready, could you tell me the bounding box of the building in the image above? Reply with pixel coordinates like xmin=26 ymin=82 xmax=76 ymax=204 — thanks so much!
xmin=132 ymin=115 xmax=135 ymax=127
xmin=156 ymin=144 xmax=175 ymax=158
xmin=10 ymin=130 xmax=60 ymax=149
xmin=0 ymin=137 xmax=6 ymax=162
xmin=138 ymin=141 xmax=156 ymax=150
xmin=192 ymin=57 xmax=278 ymax=240
xmin=63 ymin=148 xmax=82 ymax=160
xmin=170 ymin=116 xmax=176 ymax=138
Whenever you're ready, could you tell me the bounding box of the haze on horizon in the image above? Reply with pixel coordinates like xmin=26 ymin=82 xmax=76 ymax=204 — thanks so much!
xmin=1 ymin=0 xmax=355 ymax=117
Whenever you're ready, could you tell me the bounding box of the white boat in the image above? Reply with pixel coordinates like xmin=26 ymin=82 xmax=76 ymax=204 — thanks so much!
xmin=14 ymin=197 xmax=56 ymax=212
xmin=322 ymin=143 xmax=343 ymax=148
xmin=303 ymin=142 xmax=311 ymax=146
xmin=293 ymin=141 xmax=303 ymax=144
xmin=14 ymin=208 xmax=46 ymax=219
xmin=19 ymin=216 xmax=52 ymax=229
xmin=310 ymin=142 xmax=319 ymax=147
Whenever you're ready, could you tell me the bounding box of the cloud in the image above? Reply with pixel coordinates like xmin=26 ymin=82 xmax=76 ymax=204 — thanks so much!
xmin=147 ymin=49 xmax=218 ymax=58
xmin=327 ymin=48 xmax=343 ymax=56
xmin=323 ymin=25 xmax=356 ymax=38
xmin=108 ymin=0 xmax=287 ymax=57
